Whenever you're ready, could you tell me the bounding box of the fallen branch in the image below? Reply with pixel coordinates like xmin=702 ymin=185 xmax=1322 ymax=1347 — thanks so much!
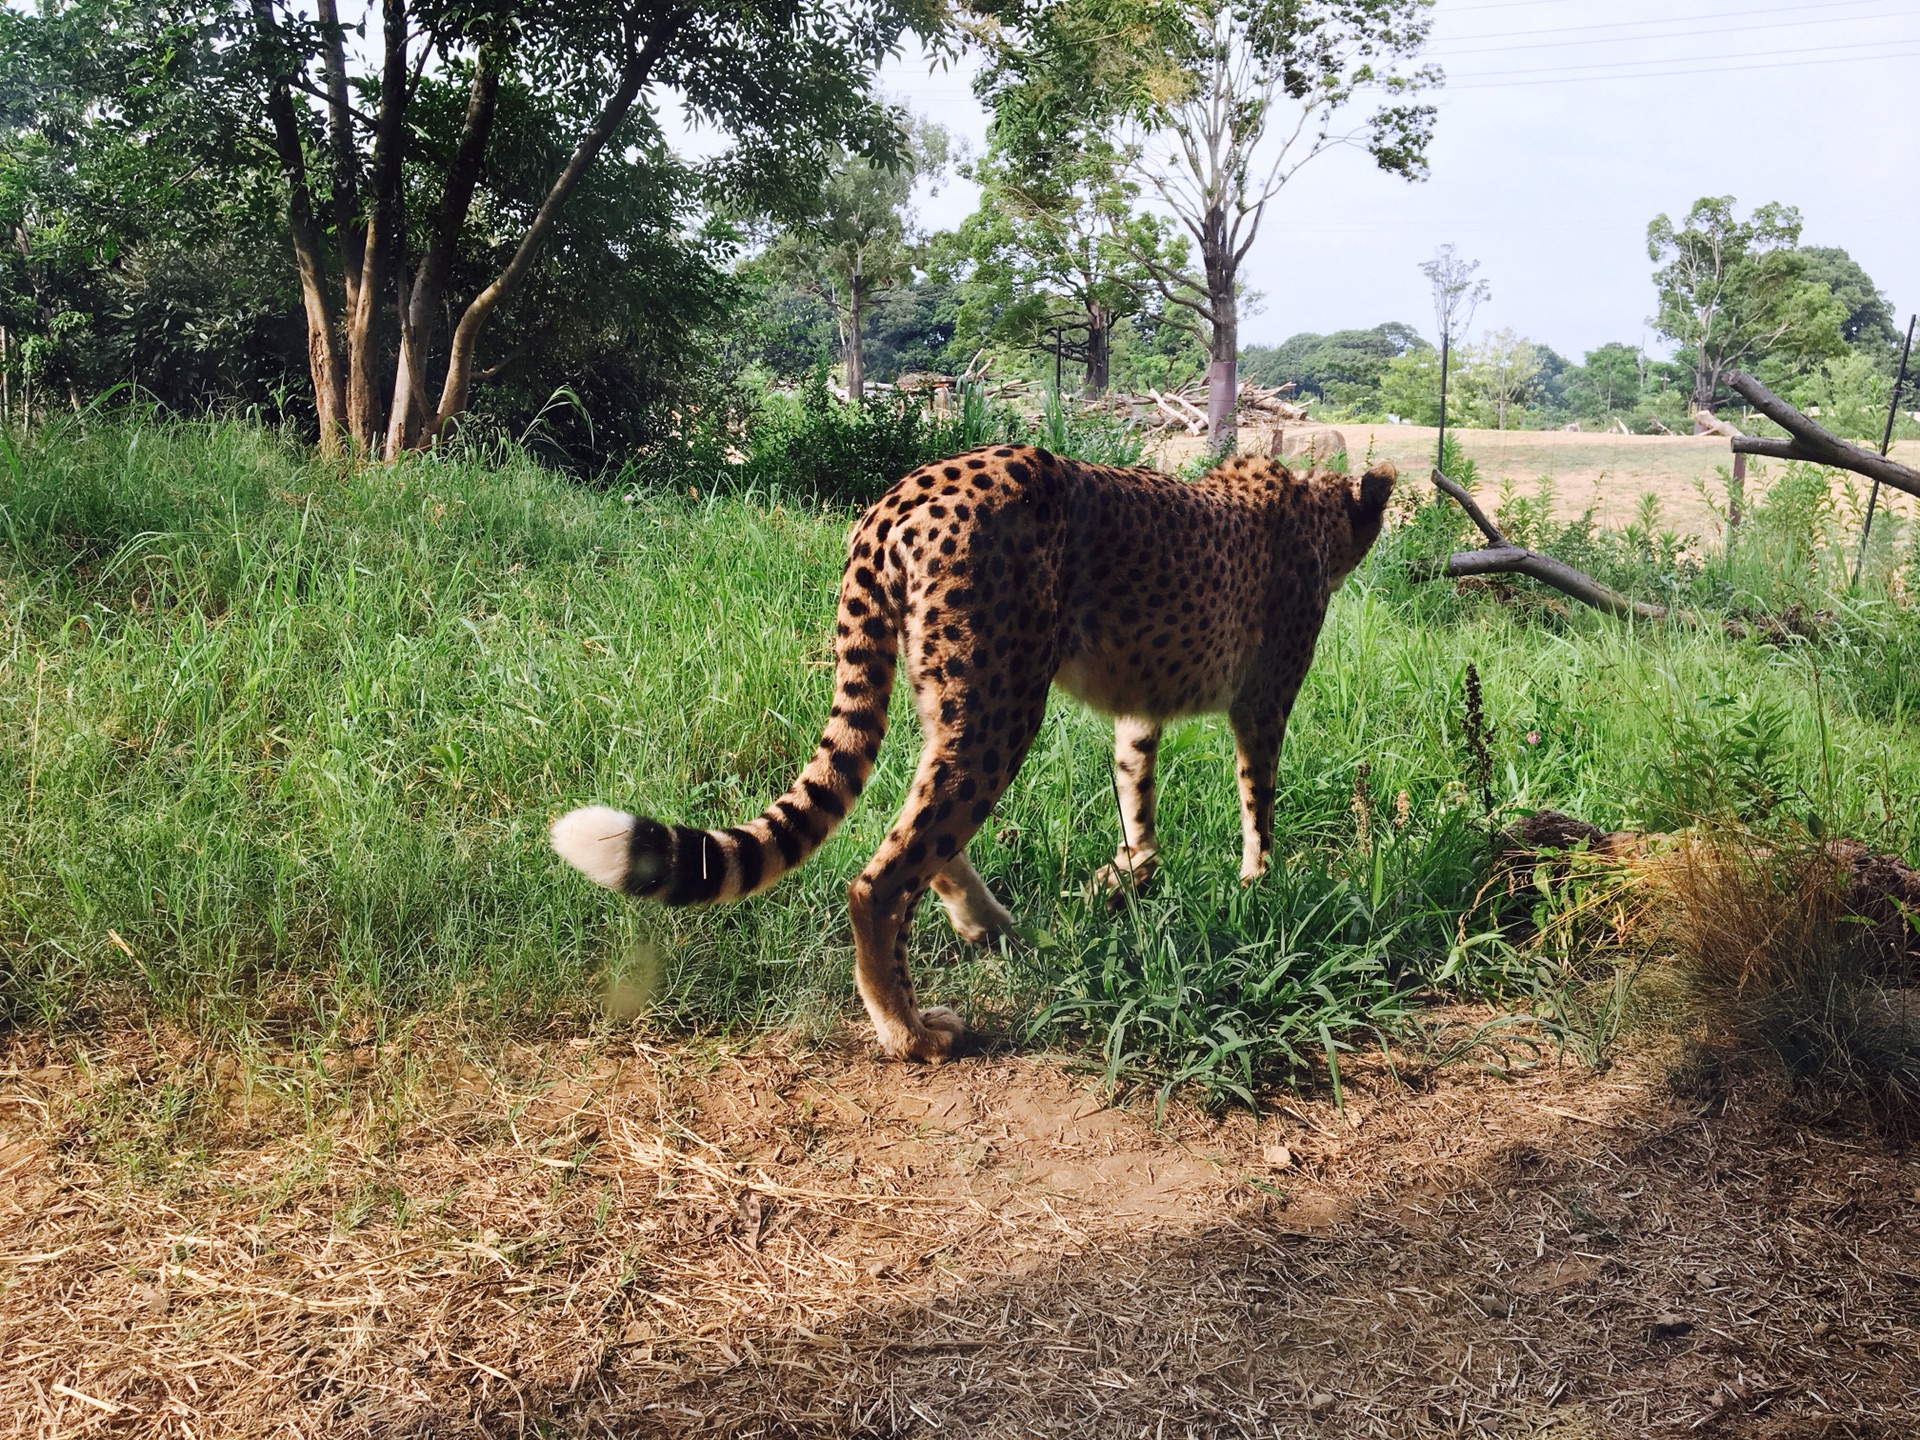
xmin=1691 ymin=409 xmax=1743 ymax=439
xmin=1727 ymin=370 xmax=1920 ymax=499
xmin=1413 ymin=469 xmax=1687 ymax=625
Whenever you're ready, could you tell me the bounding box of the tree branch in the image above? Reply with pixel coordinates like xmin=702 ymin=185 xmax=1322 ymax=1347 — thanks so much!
xmin=1414 ymin=469 xmax=1688 ymax=624
xmin=1727 ymin=370 xmax=1920 ymax=499
xmin=1431 ymin=467 xmax=1505 ymax=545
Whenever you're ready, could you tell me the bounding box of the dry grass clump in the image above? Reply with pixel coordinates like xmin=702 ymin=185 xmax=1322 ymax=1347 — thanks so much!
xmin=1653 ymin=827 xmax=1920 ymax=1127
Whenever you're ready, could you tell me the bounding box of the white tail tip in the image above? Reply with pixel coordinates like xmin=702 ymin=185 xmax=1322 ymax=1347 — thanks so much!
xmin=551 ymin=805 xmax=636 ymax=891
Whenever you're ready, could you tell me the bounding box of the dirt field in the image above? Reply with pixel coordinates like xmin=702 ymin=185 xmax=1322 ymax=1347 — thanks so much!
xmin=4 ymin=1025 xmax=1916 ymax=1438
xmin=1160 ymin=426 xmax=1920 ymax=536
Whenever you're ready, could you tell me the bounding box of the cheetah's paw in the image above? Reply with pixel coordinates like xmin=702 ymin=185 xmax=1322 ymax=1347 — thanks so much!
xmin=1092 ymin=852 xmax=1159 ymax=905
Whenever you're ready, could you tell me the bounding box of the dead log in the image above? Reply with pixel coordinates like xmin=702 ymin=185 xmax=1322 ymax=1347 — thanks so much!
xmin=1692 ymin=408 xmax=1743 ymax=439
xmin=1727 ymin=370 xmax=1920 ymax=499
xmin=1413 ymin=469 xmax=1687 ymax=625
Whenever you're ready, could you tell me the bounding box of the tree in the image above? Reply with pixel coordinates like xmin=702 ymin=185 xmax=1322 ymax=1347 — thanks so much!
xmin=0 ymin=7 xmax=310 ymax=421
xmin=1240 ymin=321 xmax=1425 ymax=405
xmin=1420 ymin=243 xmax=1486 ymax=440
xmin=980 ymin=0 xmax=1438 ymax=445
xmin=943 ymin=133 xmax=1180 ymax=397
xmin=1559 ymin=342 xmax=1644 ymax=421
xmin=1463 ymin=328 xmax=1537 ymax=430
xmin=1373 ymin=345 xmax=1440 ymax=425
xmin=1796 ymin=245 xmax=1899 ymax=363
xmin=772 ymin=119 xmax=947 ymax=403
xmin=15 ymin=0 xmax=937 ymax=457
xmin=1648 ymin=196 xmax=1847 ymax=412
xmin=1420 ymin=244 xmax=1486 ymax=356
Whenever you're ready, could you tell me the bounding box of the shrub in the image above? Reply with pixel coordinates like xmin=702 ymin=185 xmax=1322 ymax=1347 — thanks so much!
xmin=623 ymin=367 xmax=1145 ymax=508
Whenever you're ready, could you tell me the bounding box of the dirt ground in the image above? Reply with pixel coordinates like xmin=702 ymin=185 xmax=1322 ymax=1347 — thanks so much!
xmin=1159 ymin=426 xmax=1920 ymax=536
xmin=3 ymin=1023 xmax=1916 ymax=1439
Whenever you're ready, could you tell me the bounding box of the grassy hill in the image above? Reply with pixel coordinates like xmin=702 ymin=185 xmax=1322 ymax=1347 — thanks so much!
xmin=5 ymin=418 xmax=1920 ymax=1100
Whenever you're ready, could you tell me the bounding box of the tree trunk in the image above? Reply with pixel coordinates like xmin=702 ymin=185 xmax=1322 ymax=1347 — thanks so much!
xmin=314 ymin=0 xmax=362 ymax=318
xmin=386 ymin=43 xmax=502 ymax=458
xmin=1693 ymin=332 xmax=1714 ymax=414
xmin=251 ymin=0 xmax=346 ymax=455
xmin=1084 ymin=303 xmax=1110 ymax=399
xmin=846 ymin=278 xmax=865 ymax=404
xmin=344 ymin=0 xmax=409 ymax=454
xmin=428 ymin=20 xmax=675 ymax=444
xmin=1206 ymin=333 xmax=1236 ymax=448
xmin=1201 ymin=205 xmax=1236 ymax=449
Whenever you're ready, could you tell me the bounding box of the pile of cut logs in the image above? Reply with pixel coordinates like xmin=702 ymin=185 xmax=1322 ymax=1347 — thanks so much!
xmin=827 ymin=372 xmax=1311 ymax=434
xmin=1081 ymin=381 xmax=1310 ymax=434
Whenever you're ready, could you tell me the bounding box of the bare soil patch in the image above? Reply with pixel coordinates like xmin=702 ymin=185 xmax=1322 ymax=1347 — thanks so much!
xmin=1160 ymin=426 xmax=1920 ymax=535
xmin=2 ymin=1027 xmax=1916 ymax=1438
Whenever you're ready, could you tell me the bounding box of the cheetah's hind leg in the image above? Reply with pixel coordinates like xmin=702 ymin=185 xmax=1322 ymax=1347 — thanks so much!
xmin=846 ymin=700 xmax=1046 ymax=1063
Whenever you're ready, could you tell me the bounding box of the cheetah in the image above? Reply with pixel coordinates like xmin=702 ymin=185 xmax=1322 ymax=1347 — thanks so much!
xmin=552 ymin=446 xmax=1395 ymax=1063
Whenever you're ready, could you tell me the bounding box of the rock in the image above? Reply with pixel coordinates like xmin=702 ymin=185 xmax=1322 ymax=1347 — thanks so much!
xmin=1269 ymin=425 xmax=1349 ymax=466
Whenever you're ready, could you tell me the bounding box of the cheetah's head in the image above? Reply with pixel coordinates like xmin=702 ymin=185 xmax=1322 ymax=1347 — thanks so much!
xmin=1325 ymin=462 xmax=1396 ymax=588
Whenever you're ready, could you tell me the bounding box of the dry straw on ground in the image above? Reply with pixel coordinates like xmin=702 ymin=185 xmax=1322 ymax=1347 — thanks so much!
xmin=4 ymin=1019 xmax=1918 ymax=1439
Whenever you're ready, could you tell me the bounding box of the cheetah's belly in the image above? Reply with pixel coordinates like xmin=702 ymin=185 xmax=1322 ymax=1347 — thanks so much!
xmin=1053 ymin=640 xmax=1246 ymax=720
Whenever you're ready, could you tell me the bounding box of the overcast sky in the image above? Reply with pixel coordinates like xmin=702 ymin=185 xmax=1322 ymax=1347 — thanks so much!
xmin=884 ymin=0 xmax=1920 ymax=362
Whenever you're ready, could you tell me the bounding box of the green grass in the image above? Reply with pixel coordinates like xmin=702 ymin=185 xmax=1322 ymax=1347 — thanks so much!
xmin=6 ymin=416 xmax=1920 ymax=1100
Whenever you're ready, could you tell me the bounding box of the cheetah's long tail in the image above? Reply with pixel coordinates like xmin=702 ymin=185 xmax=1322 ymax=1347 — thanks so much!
xmin=550 ymin=523 xmax=897 ymax=907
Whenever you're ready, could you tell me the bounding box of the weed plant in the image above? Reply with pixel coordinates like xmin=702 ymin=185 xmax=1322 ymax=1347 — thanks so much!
xmin=8 ymin=416 xmax=1920 ymax=1106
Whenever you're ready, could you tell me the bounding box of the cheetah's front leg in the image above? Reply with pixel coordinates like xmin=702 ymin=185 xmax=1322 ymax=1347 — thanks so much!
xmin=931 ymin=851 xmax=1016 ymax=944
xmin=1094 ymin=716 xmax=1162 ymax=894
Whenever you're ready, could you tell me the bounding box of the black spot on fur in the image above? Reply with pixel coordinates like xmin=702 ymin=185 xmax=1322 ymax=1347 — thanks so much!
xmin=830 ymin=749 xmax=866 ymax=786
xmin=765 ymin=812 xmax=802 ymax=866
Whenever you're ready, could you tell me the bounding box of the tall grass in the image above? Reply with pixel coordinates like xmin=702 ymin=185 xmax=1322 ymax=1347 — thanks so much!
xmin=7 ymin=416 xmax=1920 ymax=1102
xmin=1657 ymin=828 xmax=1920 ymax=1126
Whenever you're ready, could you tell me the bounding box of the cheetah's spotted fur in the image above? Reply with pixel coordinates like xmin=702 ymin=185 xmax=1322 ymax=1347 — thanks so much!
xmin=552 ymin=446 xmax=1395 ymax=1062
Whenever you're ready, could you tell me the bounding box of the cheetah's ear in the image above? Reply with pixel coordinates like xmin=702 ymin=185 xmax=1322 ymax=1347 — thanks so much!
xmin=1356 ymin=462 xmax=1396 ymax=518
xmin=1337 ymin=462 xmax=1395 ymax=575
